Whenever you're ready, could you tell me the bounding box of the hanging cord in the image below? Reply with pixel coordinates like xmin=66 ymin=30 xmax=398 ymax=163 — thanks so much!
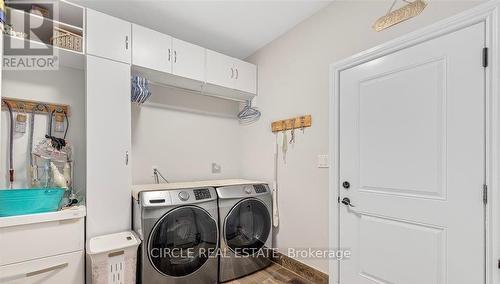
xmin=62 ymin=110 xmax=69 ymax=139
xmin=153 ymin=168 xmax=169 ymax=184
xmin=273 ymin=132 xmax=280 ymax=227
xmin=46 ymin=109 xmax=68 ymax=151
xmin=28 ymin=104 xmax=50 ymax=166
xmin=2 ymin=100 xmax=14 ymax=188
xmin=237 ymin=99 xmax=261 ymax=124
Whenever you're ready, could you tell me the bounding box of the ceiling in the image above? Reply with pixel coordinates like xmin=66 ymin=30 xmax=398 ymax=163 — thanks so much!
xmin=74 ymin=0 xmax=332 ymax=59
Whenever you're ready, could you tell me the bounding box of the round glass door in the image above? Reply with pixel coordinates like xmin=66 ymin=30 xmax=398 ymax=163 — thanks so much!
xmin=148 ymin=206 xmax=217 ymax=277
xmin=224 ymin=199 xmax=271 ymax=256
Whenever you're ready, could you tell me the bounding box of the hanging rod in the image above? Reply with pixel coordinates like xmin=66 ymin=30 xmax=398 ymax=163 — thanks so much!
xmin=146 ymin=80 xmax=249 ymax=103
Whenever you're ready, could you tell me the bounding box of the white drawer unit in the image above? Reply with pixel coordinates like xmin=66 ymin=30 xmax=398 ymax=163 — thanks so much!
xmin=0 ymin=251 xmax=84 ymax=284
xmin=0 ymin=207 xmax=85 ymax=266
xmin=0 ymin=207 xmax=85 ymax=284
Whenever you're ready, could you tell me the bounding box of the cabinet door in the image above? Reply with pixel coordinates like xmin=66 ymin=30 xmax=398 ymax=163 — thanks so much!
xmin=86 ymin=55 xmax=131 ymax=238
xmin=234 ymin=59 xmax=257 ymax=94
xmin=206 ymin=49 xmax=235 ymax=89
xmin=132 ymin=24 xmax=172 ymax=73
xmin=172 ymin=38 xmax=205 ymax=82
xmin=86 ymin=9 xmax=131 ymax=64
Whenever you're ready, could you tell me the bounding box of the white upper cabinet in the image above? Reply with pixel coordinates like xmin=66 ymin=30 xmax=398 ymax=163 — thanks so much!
xmin=206 ymin=50 xmax=236 ymax=90
xmin=132 ymin=24 xmax=172 ymax=74
xmin=206 ymin=49 xmax=257 ymax=95
xmin=172 ymin=38 xmax=205 ymax=82
xmin=86 ymin=9 xmax=131 ymax=64
xmin=130 ymin=23 xmax=257 ymax=99
xmin=233 ymin=58 xmax=257 ymax=94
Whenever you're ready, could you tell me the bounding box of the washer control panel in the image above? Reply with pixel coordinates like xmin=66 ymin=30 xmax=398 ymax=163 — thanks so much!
xmin=194 ymin=188 xmax=212 ymax=200
xmin=178 ymin=191 xmax=190 ymax=201
xmin=254 ymin=184 xmax=267 ymax=193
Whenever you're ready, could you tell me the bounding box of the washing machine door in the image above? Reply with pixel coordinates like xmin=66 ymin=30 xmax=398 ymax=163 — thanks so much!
xmin=224 ymin=198 xmax=271 ymax=255
xmin=148 ymin=205 xmax=218 ymax=277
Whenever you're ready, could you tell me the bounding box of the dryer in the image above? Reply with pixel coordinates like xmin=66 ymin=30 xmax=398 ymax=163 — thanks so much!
xmin=217 ymin=184 xmax=273 ymax=282
xmin=133 ymin=187 xmax=218 ymax=284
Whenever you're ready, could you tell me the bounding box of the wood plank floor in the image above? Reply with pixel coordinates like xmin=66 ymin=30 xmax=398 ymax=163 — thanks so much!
xmin=225 ymin=263 xmax=314 ymax=284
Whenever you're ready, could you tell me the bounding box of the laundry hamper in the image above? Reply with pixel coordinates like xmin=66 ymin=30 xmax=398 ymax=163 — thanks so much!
xmin=86 ymin=231 xmax=140 ymax=284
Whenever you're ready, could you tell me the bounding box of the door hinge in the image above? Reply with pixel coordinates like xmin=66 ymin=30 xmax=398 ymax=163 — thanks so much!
xmin=483 ymin=47 xmax=488 ymax=68
xmin=483 ymin=184 xmax=488 ymax=205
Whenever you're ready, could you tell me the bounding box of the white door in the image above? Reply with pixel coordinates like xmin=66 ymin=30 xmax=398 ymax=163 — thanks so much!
xmin=233 ymin=59 xmax=257 ymax=94
xmin=86 ymin=55 xmax=131 ymax=238
xmin=206 ymin=49 xmax=236 ymax=89
xmin=339 ymin=23 xmax=485 ymax=284
xmin=172 ymin=38 xmax=205 ymax=82
xmin=132 ymin=24 xmax=172 ymax=73
xmin=86 ymin=9 xmax=131 ymax=64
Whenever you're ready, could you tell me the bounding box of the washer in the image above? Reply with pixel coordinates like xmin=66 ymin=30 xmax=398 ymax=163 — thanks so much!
xmin=133 ymin=187 xmax=218 ymax=284
xmin=217 ymin=183 xmax=273 ymax=282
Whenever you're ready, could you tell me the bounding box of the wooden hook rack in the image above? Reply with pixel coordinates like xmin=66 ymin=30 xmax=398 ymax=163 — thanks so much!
xmin=271 ymin=115 xmax=312 ymax=132
xmin=1 ymin=97 xmax=70 ymax=116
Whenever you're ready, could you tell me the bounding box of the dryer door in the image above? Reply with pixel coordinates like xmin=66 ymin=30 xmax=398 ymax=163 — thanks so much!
xmin=224 ymin=198 xmax=271 ymax=255
xmin=148 ymin=206 xmax=218 ymax=277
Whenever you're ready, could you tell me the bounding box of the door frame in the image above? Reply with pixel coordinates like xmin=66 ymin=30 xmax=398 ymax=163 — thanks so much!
xmin=329 ymin=1 xmax=500 ymax=283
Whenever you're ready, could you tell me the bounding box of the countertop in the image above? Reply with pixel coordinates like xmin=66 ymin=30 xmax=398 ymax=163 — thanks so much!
xmin=132 ymin=179 xmax=267 ymax=200
xmin=0 ymin=205 xmax=86 ymax=228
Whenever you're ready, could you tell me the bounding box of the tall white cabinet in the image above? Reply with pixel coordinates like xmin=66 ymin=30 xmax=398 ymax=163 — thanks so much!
xmin=85 ymin=10 xmax=132 ymax=238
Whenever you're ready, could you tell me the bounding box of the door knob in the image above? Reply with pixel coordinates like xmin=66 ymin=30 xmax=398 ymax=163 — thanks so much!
xmin=341 ymin=197 xmax=355 ymax=207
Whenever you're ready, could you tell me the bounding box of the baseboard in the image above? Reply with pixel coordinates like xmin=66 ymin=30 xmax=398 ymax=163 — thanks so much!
xmin=270 ymin=250 xmax=329 ymax=284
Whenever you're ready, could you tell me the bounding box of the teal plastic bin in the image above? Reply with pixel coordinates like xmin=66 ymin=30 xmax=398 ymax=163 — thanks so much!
xmin=0 ymin=188 xmax=65 ymax=217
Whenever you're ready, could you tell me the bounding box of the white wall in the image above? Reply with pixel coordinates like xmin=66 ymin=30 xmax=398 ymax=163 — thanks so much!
xmin=241 ymin=0 xmax=484 ymax=273
xmin=0 ymin=67 xmax=85 ymax=196
xmin=131 ymin=86 xmax=242 ymax=184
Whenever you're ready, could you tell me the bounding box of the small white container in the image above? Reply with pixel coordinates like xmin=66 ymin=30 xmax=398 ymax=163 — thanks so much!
xmin=86 ymin=231 xmax=140 ymax=284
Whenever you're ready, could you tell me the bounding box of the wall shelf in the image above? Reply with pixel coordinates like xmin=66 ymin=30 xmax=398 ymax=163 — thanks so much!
xmin=3 ymin=35 xmax=84 ymax=70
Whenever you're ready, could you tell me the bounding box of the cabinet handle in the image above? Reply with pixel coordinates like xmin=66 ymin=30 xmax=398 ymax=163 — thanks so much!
xmin=235 ymin=68 xmax=239 ymax=79
xmin=125 ymin=151 xmax=129 ymax=166
xmin=27 ymin=263 xmax=68 ymax=277
xmin=125 ymin=36 xmax=129 ymax=50
xmin=168 ymin=49 xmax=171 ymax=62
xmin=231 ymin=68 xmax=234 ymax=79
xmin=174 ymin=50 xmax=177 ymax=63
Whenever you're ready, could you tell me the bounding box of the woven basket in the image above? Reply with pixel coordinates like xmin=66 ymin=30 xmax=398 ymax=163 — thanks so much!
xmin=50 ymin=27 xmax=82 ymax=52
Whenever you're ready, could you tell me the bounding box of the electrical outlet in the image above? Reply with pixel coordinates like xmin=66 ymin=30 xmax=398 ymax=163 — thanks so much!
xmin=317 ymin=155 xmax=329 ymax=168
xmin=212 ymin=163 xmax=221 ymax=174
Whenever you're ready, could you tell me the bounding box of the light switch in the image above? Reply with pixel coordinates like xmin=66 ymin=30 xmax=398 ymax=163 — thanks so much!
xmin=317 ymin=155 xmax=329 ymax=168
